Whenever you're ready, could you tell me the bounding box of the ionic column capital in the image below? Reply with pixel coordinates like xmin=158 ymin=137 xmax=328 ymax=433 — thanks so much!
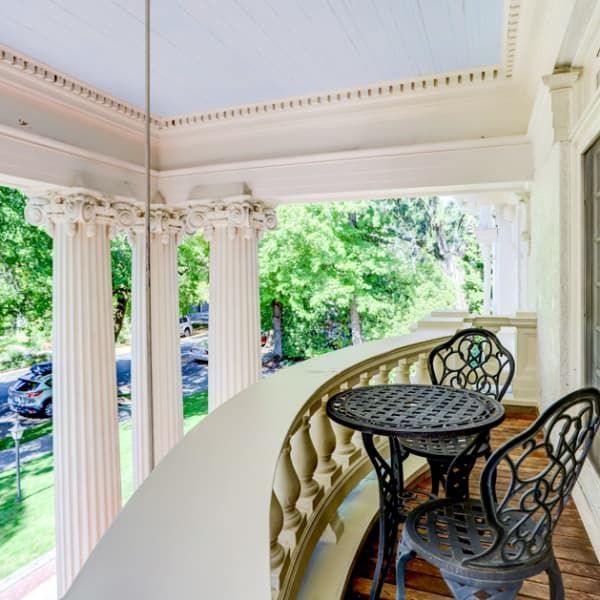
xmin=183 ymin=197 xmax=277 ymax=241
xmin=25 ymin=191 xmax=115 ymax=238
xmin=112 ymin=202 xmax=185 ymax=244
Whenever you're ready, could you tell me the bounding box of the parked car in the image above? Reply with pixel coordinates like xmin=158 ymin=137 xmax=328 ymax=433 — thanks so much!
xmin=179 ymin=316 xmax=192 ymax=337
xmin=188 ymin=303 xmax=209 ymax=326
xmin=190 ymin=341 xmax=209 ymax=363
xmin=8 ymin=362 xmax=53 ymax=418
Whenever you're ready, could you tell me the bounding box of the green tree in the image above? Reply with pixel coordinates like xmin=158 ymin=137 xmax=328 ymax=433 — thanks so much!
xmin=259 ymin=198 xmax=481 ymax=360
xmin=178 ymin=233 xmax=209 ymax=315
xmin=0 ymin=186 xmax=210 ymax=351
xmin=0 ymin=187 xmax=52 ymax=335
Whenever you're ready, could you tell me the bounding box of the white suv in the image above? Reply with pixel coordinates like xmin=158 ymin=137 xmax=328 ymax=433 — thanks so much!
xmin=179 ymin=316 xmax=192 ymax=337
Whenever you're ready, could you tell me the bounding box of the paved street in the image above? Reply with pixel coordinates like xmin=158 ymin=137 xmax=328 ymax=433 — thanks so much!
xmin=0 ymin=334 xmax=209 ymax=471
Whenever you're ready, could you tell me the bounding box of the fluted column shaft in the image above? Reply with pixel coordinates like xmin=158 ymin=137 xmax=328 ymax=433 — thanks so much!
xmin=117 ymin=204 xmax=184 ymax=487
xmin=185 ymin=198 xmax=277 ymax=411
xmin=26 ymin=193 xmax=121 ymax=597
xmin=209 ymin=226 xmax=260 ymax=410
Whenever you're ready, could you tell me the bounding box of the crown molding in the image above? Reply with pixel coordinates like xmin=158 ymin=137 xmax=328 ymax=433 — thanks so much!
xmin=0 ymin=44 xmax=161 ymax=130
xmin=158 ymin=66 xmax=507 ymax=130
xmin=0 ymin=42 xmax=510 ymax=133
xmin=0 ymin=2 xmax=523 ymax=134
xmin=0 ymin=0 xmax=522 ymax=135
xmin=503 ymin=0 xmax=521 ymax=78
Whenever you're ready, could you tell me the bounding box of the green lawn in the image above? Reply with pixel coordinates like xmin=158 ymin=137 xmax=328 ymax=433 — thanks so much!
xmin=0 ymin=419 xmax=53 ymax=452
xmin=0 ymin=391 xmax=208 ymax=581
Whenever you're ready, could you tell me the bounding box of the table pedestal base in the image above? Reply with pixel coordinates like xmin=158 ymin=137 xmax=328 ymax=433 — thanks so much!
xmin=362 ymin=434 xmax=407 ymax=600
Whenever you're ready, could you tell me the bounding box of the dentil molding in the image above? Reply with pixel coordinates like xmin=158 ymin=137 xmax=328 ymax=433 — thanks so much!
xmin=1 ymin=38 xmax=515 ymax=132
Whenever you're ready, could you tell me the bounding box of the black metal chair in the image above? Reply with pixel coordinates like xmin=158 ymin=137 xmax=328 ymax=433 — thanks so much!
xmin=401 ymin=327 xmax=515 ymax=495
xmin=396 ymin=387 xmax=600 ymax=600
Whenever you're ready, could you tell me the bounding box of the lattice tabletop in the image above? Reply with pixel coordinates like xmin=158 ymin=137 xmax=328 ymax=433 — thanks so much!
xmin=326 ymin=384 xmax=504 ymax=438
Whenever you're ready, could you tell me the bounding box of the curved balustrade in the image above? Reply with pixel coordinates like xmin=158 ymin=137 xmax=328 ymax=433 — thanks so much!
xmin=64 ymin=312 xmax=538 ymax=600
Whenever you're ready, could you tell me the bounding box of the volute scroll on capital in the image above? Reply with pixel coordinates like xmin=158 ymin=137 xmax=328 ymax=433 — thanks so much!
xmin=111 ymin=202 xmax=185 ymax=245
xmin=183 ymin=198 xmax=278 ymax=241
xmin=25 ymin=192 xmax=116 ymax=238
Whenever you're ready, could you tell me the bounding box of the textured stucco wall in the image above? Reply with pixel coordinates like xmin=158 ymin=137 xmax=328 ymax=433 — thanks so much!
xmin=530 ymin=143 xmax=563 ymax=408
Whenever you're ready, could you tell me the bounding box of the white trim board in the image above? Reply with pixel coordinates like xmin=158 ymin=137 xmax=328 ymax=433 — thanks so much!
xmin=573 ymin=460 xmax=600 ymax=560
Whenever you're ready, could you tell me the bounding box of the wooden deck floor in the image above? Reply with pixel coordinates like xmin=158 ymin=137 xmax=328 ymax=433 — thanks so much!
xmin=345 ymin=408 xmax=600 ymax=600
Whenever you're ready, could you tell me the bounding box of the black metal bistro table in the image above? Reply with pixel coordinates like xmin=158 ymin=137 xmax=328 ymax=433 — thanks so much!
xmin=326 ymin=383 xmax=505 ymax=600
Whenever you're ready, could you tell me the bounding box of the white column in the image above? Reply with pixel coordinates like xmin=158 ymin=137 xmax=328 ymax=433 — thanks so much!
xmin=115 ymin=203 xmax=184 ymax=488
xmin=185 ymin=198 xmax=276 ymax=411
xmin=516 ymin=193 xmax=533 ymax=310
xmin=493 ymin=203 xmax=519 ymax=315
xmin=26 ymin=192 xmax=121 ymax=597
xmin=476 ymin=205 xmax=497 ymax=314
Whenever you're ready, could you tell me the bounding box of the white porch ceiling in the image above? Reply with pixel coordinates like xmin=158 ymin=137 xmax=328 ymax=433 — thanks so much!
xmin=0 ymin=0 xmax=504 ymax=117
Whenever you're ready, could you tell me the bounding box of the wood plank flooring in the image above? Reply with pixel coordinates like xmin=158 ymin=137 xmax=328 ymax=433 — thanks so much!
xmin=345 ymin=408 xmax=600 ymax=600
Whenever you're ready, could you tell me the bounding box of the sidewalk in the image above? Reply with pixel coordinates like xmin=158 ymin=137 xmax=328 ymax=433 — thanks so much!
xmin=0 ymin=553 xmax=56 ymax=600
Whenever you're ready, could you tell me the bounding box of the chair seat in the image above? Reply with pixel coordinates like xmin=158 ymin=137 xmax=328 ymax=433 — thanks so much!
xmin=400 ymin=434 xmax=489 ymax=460
xmin=402 ymin=498 xmax=549 ymax=580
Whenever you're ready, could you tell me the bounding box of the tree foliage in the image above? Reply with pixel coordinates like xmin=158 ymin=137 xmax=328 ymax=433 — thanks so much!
xmin=1 ymin=186 xmax=481 ymax=365
xmin=0 ymin=187 xmax=210 ymax=347
xmin=0 ymin=187 xmax=52 ymax=336
xmin=178 ymin=233 xmax=209 ymax=315
xmin=259 ymin=198 xmax=482 ymax=359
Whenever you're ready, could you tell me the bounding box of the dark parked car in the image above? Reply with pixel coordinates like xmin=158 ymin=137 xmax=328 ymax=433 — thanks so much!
xmin=8 ymin=362 xmax=53 ymax=418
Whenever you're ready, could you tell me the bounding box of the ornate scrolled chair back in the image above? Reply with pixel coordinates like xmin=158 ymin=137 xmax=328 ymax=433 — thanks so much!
xmin=470 ymin=388 xmax=600 ymax=568
xmin=428 ymin=328 xmax=515 ymax=402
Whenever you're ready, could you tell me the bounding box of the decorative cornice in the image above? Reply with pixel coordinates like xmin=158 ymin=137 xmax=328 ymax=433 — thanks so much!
xmin=1 ymin=55 xmax=510 ymax=134
xmin=160 ymin=67 xmax=506 ymax=130
xmin=0 ymin=45 xmax=161 ymax=128
xmin=503 ymin=1 xmax=521 ymax=78
xmin=184 ymin=197 xmax=277 ymax=240
xmin=1 ymin=3 xmax=522 ymax=131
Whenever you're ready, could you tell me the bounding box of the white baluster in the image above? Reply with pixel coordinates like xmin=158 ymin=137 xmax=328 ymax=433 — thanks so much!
xmin=374 ymin=364 xmax=390 ymax=385
xmin=270 ymin=491 xmax=288 ymax=591
xmin=331 ymin=422 xmax=360 ymax=468
xmin=311 ymin=396 xmax=342 ymax=489
xmin=414 ymin=353 xmax=431 ymax=384
xmin=291 ymin=416 xmax=324 ymax=514
xmin=332 ymin=383 xmax=361 ymax=468
xmin=274 ymin=442 xmax=306 ymax=547
xmin=352 ymin=373 xmax=370 ymax=452
xmin=395 ymin=358 xmax=411 ymax=384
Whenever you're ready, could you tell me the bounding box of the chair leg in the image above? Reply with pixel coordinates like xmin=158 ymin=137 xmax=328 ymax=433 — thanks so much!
xmin=546 ymin=553 xmax=565 ymax=600
xmin=428 ymin=459 xmax=447 ymax=497
xmin=483 ymin=446 xmax=498 ymax=502
xmin=441 ymin=570 xmax=522 ymax=600
xmin=395 ymin=538 xmax=415 ymax=600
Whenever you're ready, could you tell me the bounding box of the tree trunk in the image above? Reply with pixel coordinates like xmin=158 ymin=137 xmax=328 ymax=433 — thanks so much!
xmin=431 ymin=206 xmax=468 ymax=310
xmin=271 ymin=300 xmax=283 ymax=359
xmin=350 ymin=297 xmax=363 ymax=345
xmin=113 ymin=289 xmax=129 ymax=341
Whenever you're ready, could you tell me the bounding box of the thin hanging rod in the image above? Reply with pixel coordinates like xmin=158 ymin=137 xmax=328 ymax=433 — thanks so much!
xmin=144 ymin=0 xmax=155 ymax=470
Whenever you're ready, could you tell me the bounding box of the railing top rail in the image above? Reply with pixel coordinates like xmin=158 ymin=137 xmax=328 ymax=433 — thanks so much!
xmin=64 ymin=327 xmax=460 ymax=600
